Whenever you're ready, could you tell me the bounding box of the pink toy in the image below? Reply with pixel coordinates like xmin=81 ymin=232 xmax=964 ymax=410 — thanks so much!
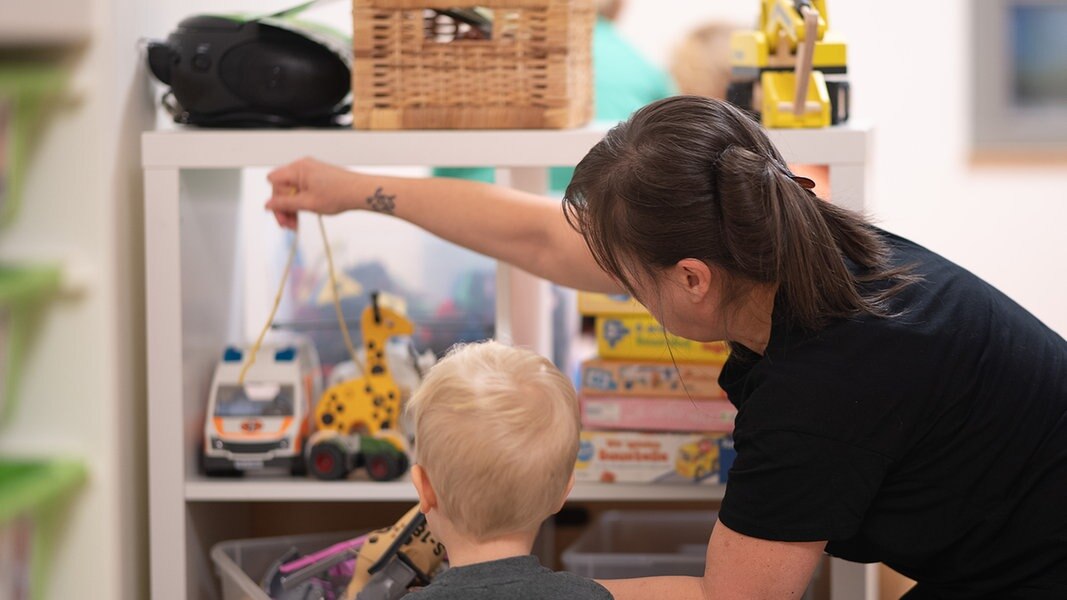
xmin=279 ymin=534 xmax=368 ymax=574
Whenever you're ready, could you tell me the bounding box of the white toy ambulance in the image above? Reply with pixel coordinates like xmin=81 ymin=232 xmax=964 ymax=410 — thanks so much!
xmin=202 ymin=342 xmax=321 ymax=475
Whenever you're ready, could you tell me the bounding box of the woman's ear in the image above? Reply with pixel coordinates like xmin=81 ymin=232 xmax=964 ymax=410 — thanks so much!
xmin=411 ymin=464 xmax=438 ymax=515
xmin=675 ymin=258 xmax=713 ymax=303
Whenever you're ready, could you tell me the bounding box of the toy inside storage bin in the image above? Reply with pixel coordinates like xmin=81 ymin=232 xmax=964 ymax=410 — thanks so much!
xmin=0 ymin=460 xmax=86 ymax=600
xmin=212 ymin=530 xmax=363 ymax=600
xmin=351 ymin=0 xmax=595 ymax=129
xmin=0 ymin=265 xmax=60 ymax=427
xmin=0 ymin=64 xmax=67 ymax=229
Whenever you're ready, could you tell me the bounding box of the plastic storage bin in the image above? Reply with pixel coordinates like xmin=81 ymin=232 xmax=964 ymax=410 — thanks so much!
xmin=212 ymin=526 xmax=555 ymax=599
xmin=261 ymin=213 xmax=496 ymax=365
xmin=562 ymin=510 xmax=714 ymax=579
xmin=0 ymin=459 xmax=86 ymax=600
xmin=211 ymin=530 xmax=362 ymax=600
xmin=563 ymin=510 xmax=818 ymax=599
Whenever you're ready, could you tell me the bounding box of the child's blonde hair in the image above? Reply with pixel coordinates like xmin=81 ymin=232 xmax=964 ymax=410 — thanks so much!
xmin=406 ymin=340 xmax=579 ymax=541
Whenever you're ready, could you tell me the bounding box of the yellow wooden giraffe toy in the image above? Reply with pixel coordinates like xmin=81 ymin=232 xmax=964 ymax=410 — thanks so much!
xmin=305 ymin=293 xmax=415 ymax=481
xmin=315 ymin=293 xmax=413 ymax=437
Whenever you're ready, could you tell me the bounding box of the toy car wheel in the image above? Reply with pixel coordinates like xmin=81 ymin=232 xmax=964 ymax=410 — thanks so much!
xmin=694 ymin=466 xmax=707 ymax=483
xmin=366 ymin=452 xmax=402 ymax=482
xmin=309 ymin=442 xmax=348 ymax=481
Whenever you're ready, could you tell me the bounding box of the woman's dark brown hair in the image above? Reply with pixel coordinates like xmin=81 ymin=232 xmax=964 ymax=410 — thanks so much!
xmin=563 ymin=95 xmax=914 ymax=333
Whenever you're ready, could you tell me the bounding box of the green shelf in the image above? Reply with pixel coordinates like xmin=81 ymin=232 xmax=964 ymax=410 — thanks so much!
xmin=0 ymin=459 xmax=86 ymax=600
xmin=0 ymin=63 xmax=68 ymax=229
xmin=0 ymin=264 xmax=61 ymax=427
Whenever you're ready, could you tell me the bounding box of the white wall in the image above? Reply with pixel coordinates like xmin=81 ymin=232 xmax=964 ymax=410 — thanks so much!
xmin=837 ymin=0 xmax=1067 ymax=336
xmin=616 ymin=0 xmax=1067 ymax=336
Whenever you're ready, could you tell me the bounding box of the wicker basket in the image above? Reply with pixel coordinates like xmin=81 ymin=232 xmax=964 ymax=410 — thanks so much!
xmin=352 ymin=0 xmax=595 ymax=129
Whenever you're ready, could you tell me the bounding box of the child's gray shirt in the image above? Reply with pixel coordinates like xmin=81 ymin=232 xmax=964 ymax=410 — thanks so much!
xmin=404 ymin=555 xmax=613 ymax=600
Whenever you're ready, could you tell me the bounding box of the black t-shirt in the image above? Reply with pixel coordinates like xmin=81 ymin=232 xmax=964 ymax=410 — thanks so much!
xmin=717 ymin=230 xmax=1067 ymax=599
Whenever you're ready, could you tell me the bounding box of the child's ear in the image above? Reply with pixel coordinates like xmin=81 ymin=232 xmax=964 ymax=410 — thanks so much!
xmin=411 ymin=464 xmax=438 ymax=515
xmin=553 ymin=472 xmax=576 ymax=514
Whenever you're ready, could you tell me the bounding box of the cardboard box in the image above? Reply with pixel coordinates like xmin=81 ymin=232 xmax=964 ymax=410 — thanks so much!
xmin=579 ymin=358 xmax=726 ymax=399
xmin=577 ymin=292 xmax=649 ymax=316
xmin=575 ymin=431 xmax=736 ymax=485
xmin=581 ymin=396 xmax=736 ymax=433
xmin=595 ymin=317 xmax=730 ymax=363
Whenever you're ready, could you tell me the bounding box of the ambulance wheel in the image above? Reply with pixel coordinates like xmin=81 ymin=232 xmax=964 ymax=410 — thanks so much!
xmin=289 ymin=456 xmax=307 ymax=477
xmin=289 ymin=437 xmax=309 ymax=477
xmin=309 ymin=442 xmax=348 ymax=481
xmin=203 ymin=461 xmax=243 ymax=478
xmin=366 ymin=452 xmax=404 ymax=482
xmin=200 ymin=447 xmax=243 ymax=477
xmin=826 ymin=80 xmax=850 ymax=125
xmin=726 ymin=81 xmax=758 ymax=120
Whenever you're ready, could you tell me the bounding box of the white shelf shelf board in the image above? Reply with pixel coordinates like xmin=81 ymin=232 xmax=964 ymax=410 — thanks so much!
xmin=184 ymin=476 xmax=725 ymax=503
xmin=142 ymin=125 xmax=614 ymax=169
xmin=0 ymin=0 xmax=92 ymax=46
xmin=185 ymin=476 xmax=419 ymax=502
xmin=142 ymin=122 xmax=870 ymax=169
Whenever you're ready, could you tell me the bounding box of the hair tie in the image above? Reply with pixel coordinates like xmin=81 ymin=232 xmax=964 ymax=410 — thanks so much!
xmin=790 ymin=174 xmax=816 ymax=190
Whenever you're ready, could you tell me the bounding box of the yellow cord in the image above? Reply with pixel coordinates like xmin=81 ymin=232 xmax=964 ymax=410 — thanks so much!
xmin=239 ymin=229 xmax=300 ymax=385
xmin=237 ymin=212 xmax=368 ymax=386
xmin=318 ymin=215 xmax=367 ymax=378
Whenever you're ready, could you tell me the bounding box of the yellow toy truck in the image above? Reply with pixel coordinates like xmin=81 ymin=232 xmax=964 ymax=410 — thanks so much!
xmin=727 ymin=0 xmax=849 ymax=128
xmin=675 ymin=437 xmax=722 ymax=483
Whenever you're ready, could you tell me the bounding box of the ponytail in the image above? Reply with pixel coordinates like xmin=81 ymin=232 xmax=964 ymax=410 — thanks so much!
xmin=715 ymin=144 xmax=915 ymax=329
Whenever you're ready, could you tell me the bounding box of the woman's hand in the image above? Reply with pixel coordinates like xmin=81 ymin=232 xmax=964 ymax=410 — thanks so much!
xmin=265 ymin=157 xmax=361 ymax=229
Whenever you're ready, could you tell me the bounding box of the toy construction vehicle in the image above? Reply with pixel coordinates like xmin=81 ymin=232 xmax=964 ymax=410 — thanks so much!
xmin=202 ymin=340 xmax=321 ymax=476
xmin=348 ymin=505 xmax=446 ymax=600
xmin=727 ymin=0 xmax=849 ymax=128
xmin=306 ymin=293 xmax=414 ymax=481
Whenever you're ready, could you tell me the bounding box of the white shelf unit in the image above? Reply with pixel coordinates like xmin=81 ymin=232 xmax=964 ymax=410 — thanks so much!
xmin=143 ymin=122 xmax=875 ymax=600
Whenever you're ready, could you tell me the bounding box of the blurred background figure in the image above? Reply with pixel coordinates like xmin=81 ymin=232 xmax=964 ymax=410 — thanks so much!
xmin=669 ymin=22 xmax=737 ymax=99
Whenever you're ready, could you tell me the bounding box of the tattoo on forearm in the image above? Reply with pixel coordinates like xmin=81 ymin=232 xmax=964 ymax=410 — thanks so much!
xmin=366 ymin=187 xmax=397 ymax=214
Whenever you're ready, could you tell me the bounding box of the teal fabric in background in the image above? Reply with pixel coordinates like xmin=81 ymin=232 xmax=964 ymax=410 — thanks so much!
xmin=434 ymin=17 xmax=677 ymax=194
